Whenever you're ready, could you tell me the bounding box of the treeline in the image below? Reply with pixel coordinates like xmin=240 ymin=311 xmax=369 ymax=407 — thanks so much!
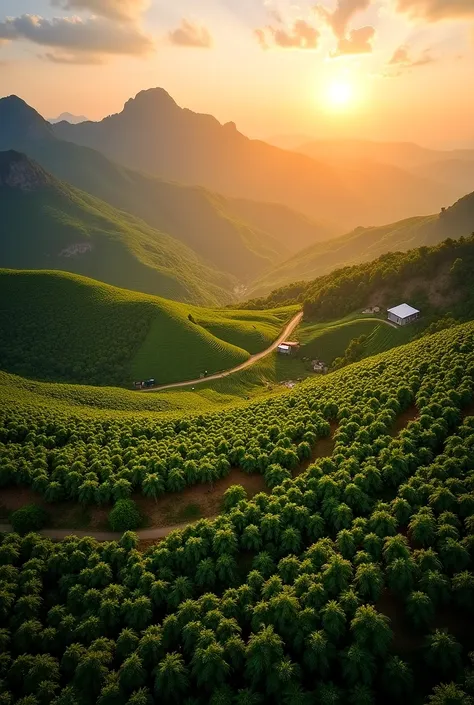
xmin=244 ymin=235 xmax=474 ymax=322
xmin=0 ymin=324 xmax=474 ymax=702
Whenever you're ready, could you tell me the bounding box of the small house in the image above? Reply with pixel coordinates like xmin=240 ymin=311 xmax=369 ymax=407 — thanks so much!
xmin=387 ymin=304 xmax=420 ymax=327
xmin=277 ymin=344 xmax=291 ymax=355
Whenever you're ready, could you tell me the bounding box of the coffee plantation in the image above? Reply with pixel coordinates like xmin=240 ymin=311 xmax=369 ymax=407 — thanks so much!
xmin=0 ymin=322 xmax=474 ymax=703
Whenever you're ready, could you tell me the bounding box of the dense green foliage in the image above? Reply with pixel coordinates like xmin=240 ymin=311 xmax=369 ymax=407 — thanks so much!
xmin=0 ymin=323 xmax=474 ymax=703
xmin=250 ymin=190 xmax=474 ymax=297
xmin=9 ymin=505 xmax=48 ymax=535
xmin=246 ymin=236 xmax=474 ymax=323
xmin=0 ymin=269 xmax=294 ymax=387
xmin=0 ymin=152 xmax=233 ymax=306
xmin=108 ymin=501 xmax=141 ymax=532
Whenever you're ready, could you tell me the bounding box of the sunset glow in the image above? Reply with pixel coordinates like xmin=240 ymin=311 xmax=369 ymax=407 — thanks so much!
xmin=326 ymin=80 xmax=355 ymax=110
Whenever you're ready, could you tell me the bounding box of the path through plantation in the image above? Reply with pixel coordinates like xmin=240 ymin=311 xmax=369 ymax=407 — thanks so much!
xmin=140 ymin=310 xmax=304 ymax=392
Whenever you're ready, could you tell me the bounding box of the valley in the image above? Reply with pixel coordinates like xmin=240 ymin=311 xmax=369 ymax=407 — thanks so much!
xmin=1 ymin=39 xmax=474 ymax=705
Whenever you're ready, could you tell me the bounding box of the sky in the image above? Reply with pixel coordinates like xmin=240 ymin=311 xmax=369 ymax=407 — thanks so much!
xmin=0 ymin=0 xmax=473 ymax=148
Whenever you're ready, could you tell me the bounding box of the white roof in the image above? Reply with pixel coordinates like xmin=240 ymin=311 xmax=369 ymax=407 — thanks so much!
xmin=387 ymin=303 xmax=420 ymax=319
xmin=278 ymin=344 xmax=290 ymax=351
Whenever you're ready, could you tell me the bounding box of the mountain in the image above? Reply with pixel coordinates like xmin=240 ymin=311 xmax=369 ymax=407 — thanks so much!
xmin=0 ymin=95 xmax=333 ymax=282
xmin=0 ymin=150 xmax=234 ymax=305
xmin=48 ymin=112 xmax=89 ymax=124
xmin=0 ymin=268 xmax=293 ymax=387
xmin=245 ymin=235 xmax=474 ymax=328
xmin=249 ymin=189 xmax=474 ymax=297
xmin=52 ymin=87 xmax=458 ymax=228
xmin=296 ymin=139 xmax=474 ymax=200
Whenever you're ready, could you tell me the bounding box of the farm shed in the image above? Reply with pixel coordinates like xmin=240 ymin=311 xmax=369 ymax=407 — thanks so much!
xmin=277 ymin=344 xmax=291 ymax=355
xmin=387 ymin=303 xmax=420 ymax=327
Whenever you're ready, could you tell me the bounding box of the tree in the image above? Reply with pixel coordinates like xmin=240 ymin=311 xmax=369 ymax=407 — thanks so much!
xmin=108 ymin=500 xmax=141 ymax=532
xmin=425 ymin=630 xmax=463 ymax=677
xmin=304 ymin=629 xmax=334 ymax=675
xmin=142 ymin=474 xmax=164 ymax=502
xmin=350 ymin=605 xmax=393 ymax=655
xmin=452 ymin=571 xmax=474 ymax=611
xmin=191 ymin=642 xmax=230 ymax=689
xmin=154 ymin=653 xmax=189 ymax=703
xmin=10 ymin=505 xmax=48 ymax=535
xmin=321 ymin=600 xmax=346 ymax=642
xmin=223 ymin=486 xmax=247 ymax=512
xmin=354 ymin=563 xmax=383 ymax=602
xmin=427 ymin=683 xmax=472 ymax=705
xmin=245 ymin=626 xmax=284 ymax=685
xmin=406 ymin=591 xmax=434 ymax=629
xmin=382 ymin=656 xmax=413 ymax=701
xmin=341 ymin=644 xmax=376 ymax=686
xmin=119 ymin=654 xmax=146 ymax=692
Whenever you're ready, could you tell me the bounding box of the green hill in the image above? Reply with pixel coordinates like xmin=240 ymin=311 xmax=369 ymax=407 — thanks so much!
xmin=0 ymin=269 xmax=295 ymax=387
xmin=0 ymin=150 xmax=234 ymax=305
xmin=0 ymin=96 xmax=334 ymax=283
xmin=246 ymin=235 xmax=474 ymax=325
xmin=251 ymin=190 xmax=474 ymax=297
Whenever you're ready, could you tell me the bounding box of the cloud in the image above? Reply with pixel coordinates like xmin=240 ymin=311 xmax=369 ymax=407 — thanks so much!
xmin=332 ymin=25 xmax=375 ymax=55
xmin=395 ymin=0 xmax=474 ymax=22
xmin=0 ymin=13 xmax=153 ymax=57
xmin=50 ymin=0 xmax=149 ymax=22
xmin=43 ymin=50 xmax=104 ymax=64
xmin=316 ymin=0 xmax=372 ymax=38
xmin=255 ymin=19 xmax=320 ymax=49
xmin=388 ymin=44 xmax=436 ymax=69
xmin=169 ymin=20 xmax=212 ymax=48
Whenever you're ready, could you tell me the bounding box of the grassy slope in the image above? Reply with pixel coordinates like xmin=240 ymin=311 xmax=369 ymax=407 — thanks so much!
xmin=0 ymin=269 xmax=295 ymax=388
xmin=251 ymin=187 xmax=474 ymax=298
xmin=251 ymin=215 xmax=438 ymax=296
xmin=0 ymin=156 xmax=233 ymax=306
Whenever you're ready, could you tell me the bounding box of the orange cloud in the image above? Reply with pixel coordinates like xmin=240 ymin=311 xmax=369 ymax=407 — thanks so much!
xmin=169 ymin=20 xmax=212 ymax=48
xmin=255 ymin=19 xmax=320 ymax=50
xmin=332 ymin=25 xmax=375 ymax=55
xmin=396 ymin=0 xmax=474 ymax=21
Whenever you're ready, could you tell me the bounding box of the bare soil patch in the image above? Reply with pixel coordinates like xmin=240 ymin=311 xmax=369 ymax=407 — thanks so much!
xmin=390 ymin=406 xmax=419 ymax=436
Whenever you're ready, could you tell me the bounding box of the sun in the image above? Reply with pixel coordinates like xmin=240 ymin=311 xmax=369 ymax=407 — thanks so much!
xmin=326 ymin=80 xmax=354 ymax=110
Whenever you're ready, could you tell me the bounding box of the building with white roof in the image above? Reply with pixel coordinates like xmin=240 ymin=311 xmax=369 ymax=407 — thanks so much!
xmin=387 ymin=303 xmax=420 ymax=326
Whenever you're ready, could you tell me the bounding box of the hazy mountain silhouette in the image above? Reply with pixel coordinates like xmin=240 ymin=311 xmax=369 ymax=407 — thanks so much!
xmin=48 ymin=112 xmax=89 ymax=124
xmin=250 ymin=189 xmax=474 ymax=297
xmin=53 ymin=87 xmax=457 ymax=228
xmin=0 ymin=95 xmax=334 ymax=282
xmin=0 ymin=150 xmax=234 ymax=305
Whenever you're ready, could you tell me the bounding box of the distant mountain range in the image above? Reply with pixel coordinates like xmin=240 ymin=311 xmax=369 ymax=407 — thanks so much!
xmin=0 ymin=150 xmax=233 ymax=305
xmin=53 ymin=87 xmax=461 ymax=228
xmin=0 ymin=95 xmax=334 ymax=284
xmin=48 ymin=112 xmax=89 ymax=124
xmin=295 ymin=139 xmax=474 ymax=200
xmin=250 ymin=189 xmax=474 ymax=297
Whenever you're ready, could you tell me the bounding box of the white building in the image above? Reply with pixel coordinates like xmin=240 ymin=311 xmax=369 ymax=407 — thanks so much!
xmin=277 ymin=344 xmax=291 ymax=355
xmin=387 ymin=303 xmax=420 ymax=327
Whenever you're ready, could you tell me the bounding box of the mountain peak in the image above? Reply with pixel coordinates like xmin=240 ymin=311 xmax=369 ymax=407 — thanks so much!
xmin=0 ymin=95 xmax=54 ymax=146
xmin=122 ymin=88 xmax=178 ymax=115
xmin=0 ymin=150 xmax=53 ymax=191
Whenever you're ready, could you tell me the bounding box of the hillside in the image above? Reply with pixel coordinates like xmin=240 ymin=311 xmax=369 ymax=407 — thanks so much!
xmin=0 ymin=269 xmax=295 ymax=387
xmin=52 ymin=87 xmax=458 ymax=227
xmin=1 ymin=320 xmax=474 ymax=703
xmin=0 ymin=96 xmax=333 ymax=281
xmin=0 ymin=150 xmax=235 ymax=305
xmin=245 ymin=235 xmax=474 ymax=325
xmin=251 ymin=189 xmax=474 ymax=297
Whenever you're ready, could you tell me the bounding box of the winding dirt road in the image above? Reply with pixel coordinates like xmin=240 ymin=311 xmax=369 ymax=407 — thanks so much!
xmin=140 ymin=310 xmax=303 ymax=392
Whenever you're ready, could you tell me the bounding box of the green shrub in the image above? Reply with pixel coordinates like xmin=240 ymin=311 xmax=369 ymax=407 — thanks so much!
xmin=10 ymin=504 xmax=48 ymax=534
xmin=108 ymin=499 xmax=141 ymax=532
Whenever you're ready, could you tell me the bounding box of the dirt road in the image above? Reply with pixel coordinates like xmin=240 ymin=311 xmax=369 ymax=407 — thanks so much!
xmin=140 ymin=310 xmax=303 ymax=392
xmin=0 ymin=521 xmax=197 ymax=542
